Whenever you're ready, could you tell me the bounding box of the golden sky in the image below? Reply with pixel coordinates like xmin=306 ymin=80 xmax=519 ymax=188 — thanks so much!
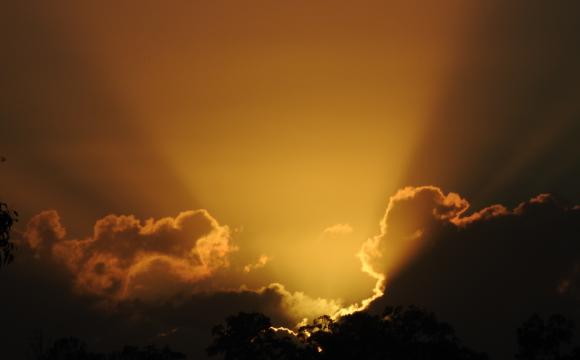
xmin=1 ymin=1 xmax=487 ymax=303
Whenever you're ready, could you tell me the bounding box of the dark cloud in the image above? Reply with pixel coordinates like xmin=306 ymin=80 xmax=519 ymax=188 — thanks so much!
xmin=364 ymin=187 xmax=580 ymax=359
xmin=0 ymin=249 xmax=301 ymax=359
xmin=0 ymin=208 xmax=342 ymax=359
xmin=3 ymin=187 xmax=580 ymax=359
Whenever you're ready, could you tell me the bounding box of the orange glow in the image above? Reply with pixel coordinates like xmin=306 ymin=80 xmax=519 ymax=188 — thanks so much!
xmin=25 ymin=209 xmax=235 ymax=301
xmin=0 ymin=1 xmax=485 ymax=308
xmin=5 ymin=0 xmax=525 ymax=327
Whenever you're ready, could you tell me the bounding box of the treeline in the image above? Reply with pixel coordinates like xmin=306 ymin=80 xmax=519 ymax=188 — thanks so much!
xmin=29 ymin=338 xmax=185 ymax=360
xmin=207 ymin=306 xmax=485 ymax=360
xmin=206 ymin=307 xmax=580 ymax=360
xmin=33 ymin=306 xmax=580 ymax=360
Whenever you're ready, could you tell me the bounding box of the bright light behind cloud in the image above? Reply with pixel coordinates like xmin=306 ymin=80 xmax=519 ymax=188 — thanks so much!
xmin=0 ymin=1 xmax=484 ymax=308
xmin=20 ymin=185 xmax=482 ymax=325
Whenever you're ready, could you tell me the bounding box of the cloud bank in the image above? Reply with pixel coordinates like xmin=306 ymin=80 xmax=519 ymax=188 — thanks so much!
xmin=20 ymin=208 xmax=341 ymax=323
xmin=8 ymin=187 xmax=580 ymax=359
xmin=358 ymin=186 xmax=580 ymax=359
xmin=7 ymin=208 xmax=344 ymax=358
xmin=24 ymin=209 xmax=235 ymax=301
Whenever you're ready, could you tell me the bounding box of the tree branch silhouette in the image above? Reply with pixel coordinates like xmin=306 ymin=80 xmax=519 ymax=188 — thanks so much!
xmin=0 ymin=156 xmax=18 ymax=268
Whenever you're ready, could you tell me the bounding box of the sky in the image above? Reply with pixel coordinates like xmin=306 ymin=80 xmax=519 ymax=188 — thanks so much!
xmin=1 ymin=1 xmax=580 ymax=359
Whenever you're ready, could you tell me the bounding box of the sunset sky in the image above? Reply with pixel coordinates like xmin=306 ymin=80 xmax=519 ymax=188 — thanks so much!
xmin=1 ymin=1 xmax=580 ymax=359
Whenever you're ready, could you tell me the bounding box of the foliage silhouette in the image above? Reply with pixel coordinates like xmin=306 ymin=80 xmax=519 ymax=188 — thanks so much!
xmin=37 ymin=337 xmax=92 ymax=360
xmin=0 ymin=201 xmax=18 ymax=267
xmin=516 ymin=314 xmax=580 ymax=360
xmin=207 ymin=306 xmax=488 ymax=360
xmin=33 ymin=337 xmax=186 ymax=360
xmin=0 ymin=156 xmax=18 ymax=268
xmin=106 ymin=345 xmax=186 ymax=360
xmin=206 ymin=312 xmax=316 ymax=360
xmin=18 ymin=307 xmax=580 ymax=359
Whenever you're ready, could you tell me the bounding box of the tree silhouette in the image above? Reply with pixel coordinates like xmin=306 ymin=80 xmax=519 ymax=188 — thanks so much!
xmin=0 ymin=156 xmax=17 ymax=268
xmin=208 ymin=306 xmax=488 ymax=360
xmin=33 ymin=337 xmax=186 ymax=360
xmin=302 ymin=306 xmax=487 ymax=360
xmin=516 ymin=314 xmax=580 ymax=360
xmin=0 ymin=202 xmax=17 ymax=268
xmin=36 ymin=337 xmax=94 ymax=360
xmin=107 ymin=345 xmax=186 ymax=360
xmin=207 ymin=312 xmax=272 ymax=359
xmin=206 ymin=312 xmax=315 ymax=360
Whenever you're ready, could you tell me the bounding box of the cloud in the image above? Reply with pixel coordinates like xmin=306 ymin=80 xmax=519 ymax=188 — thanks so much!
xmin=24 ymin=210 xmax=66 ymax=253
xmin=322 ymin=223 xmax=353 ymax=236
xmin=11 ymin=207 xmax=345 ymax=359
xmin=359 ymin=186 xmax=469 ymax=282
xmin=0 ymin=248 xmax=336 ymax=359
xmin=335 ymin=186 xmax=470 ymax=317
xmin=20 ymin=209 xmax=342 ymax=326
xmin=24 ymin=209 xmax=236 ymax=301
xmin=263 ymin=283 xmax=342 ymax=323
xmin=14 ymin=187 xmax=580 ymax=359
xmin=119 ymin=282 xmax=340 ymax=358
xmin=359 ymin=186 xmax=580 ymax=359
xmin=243 ymin=254 xmax=270 ymax=273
